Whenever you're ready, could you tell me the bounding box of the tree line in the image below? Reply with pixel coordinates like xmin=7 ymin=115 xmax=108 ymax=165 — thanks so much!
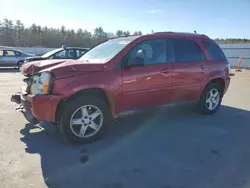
xmin=0 ymin=18 xmax=142 ymax=48
xmin=0 ymin=18 xmax=249 ymax=48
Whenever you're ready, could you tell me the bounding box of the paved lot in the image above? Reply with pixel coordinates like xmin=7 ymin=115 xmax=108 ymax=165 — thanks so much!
xmin=0 ymin=70 xmax=250 ymax=188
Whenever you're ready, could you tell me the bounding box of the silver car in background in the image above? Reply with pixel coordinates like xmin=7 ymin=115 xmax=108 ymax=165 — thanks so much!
xmin=22 ymin=46 xmax=89 ymax=66
xmin=0 ymin=46 xmax=34 ymax=68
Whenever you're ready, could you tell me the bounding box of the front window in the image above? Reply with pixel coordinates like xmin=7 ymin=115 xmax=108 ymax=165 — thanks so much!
xmin=79 ymin=36 xmax=139 ymax=63
xmin=67 ymin=49 xmax=76 ymax=59
xmin=76 ymin=49 xmax=87 ymax=58
xmin=126 ymin=39 xmax=168 ymax=66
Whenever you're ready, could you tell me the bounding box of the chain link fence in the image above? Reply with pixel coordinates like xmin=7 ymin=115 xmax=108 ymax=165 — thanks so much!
xmin=219 ymin=43 xmax=250 ymax=69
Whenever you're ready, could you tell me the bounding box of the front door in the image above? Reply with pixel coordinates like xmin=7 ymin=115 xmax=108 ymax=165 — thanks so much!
xmin=170 ymin=38 xmax=207 ymax=102
xmin=121 ymin=38 xmax=173 ymax=111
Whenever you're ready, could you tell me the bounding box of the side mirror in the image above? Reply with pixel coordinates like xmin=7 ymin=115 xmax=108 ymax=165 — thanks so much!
xmin=126 ymin=57 xmax=144 ymax=68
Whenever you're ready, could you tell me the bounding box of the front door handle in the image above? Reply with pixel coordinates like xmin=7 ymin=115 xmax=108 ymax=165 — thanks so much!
xmin=199 ymin=64 xmax=204 ymax=69
xmin=161 ymin=68 xmax=169 ymax=73
xmin=161 ymin=68 xmax=169 ymax=76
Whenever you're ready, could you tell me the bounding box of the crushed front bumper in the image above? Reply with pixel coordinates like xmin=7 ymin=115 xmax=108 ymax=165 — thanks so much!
xmin=11 ymin=92 xmax=40 ymax=124
xmin=11 ymin=88 xmax=62 ymax=124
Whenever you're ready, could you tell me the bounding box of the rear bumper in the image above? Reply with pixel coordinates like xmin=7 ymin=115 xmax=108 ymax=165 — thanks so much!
xmin=22 ymin=94 xmax=62 ymax=122
xmin=224 ymin=77 xmax=231 ymax=94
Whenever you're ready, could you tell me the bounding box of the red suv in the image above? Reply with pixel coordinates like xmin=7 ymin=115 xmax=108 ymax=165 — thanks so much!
xmin=12 ymin=32 xmax=231 ymax=144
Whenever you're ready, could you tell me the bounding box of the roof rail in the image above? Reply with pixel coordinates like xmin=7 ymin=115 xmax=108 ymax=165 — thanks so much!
xmin=108 ymin=36 xmax=123 ymax=40
xmin=152 ymin=31 xmax=209 ymax=38
xmin=201 ymin=34 xmax=209 ymax=38
xmin=108 ymin=35 xmax=129 ymax=40
xmin=152 ymin=31 xmax=175 ymax=35
xmin=108 ymin=34 xmax=139 ymax=40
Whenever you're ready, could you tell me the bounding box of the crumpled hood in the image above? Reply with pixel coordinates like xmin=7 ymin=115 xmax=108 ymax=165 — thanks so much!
xmin=25 ymin=56 xmax=44 ymax=61
xmin=20 ymin=59 xmax=68 ymax=76
xmin=20 ymin=59 xmax=105 ymax=77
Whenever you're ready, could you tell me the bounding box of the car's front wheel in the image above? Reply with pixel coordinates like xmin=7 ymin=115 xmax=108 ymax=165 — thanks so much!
xmin=198 ymin=83 xmax=223 ymax=114
xmin=59 ymin=96 xmax=111 ymax=145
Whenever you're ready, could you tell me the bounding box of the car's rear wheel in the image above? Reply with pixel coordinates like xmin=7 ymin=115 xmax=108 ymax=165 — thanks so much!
xmin=198 ymin=83 xmax=222 ymax=114
xmin=59 ymin=96 xmax=111 ymax=145
xmin=17 ymin=60 xmax=24 ymax=69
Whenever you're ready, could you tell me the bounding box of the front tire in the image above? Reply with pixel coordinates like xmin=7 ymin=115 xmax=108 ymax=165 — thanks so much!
xmin=198 ymin=83 xmax=222 ymax=114
xmin=59 ymin=96 xmax=111 ymax=145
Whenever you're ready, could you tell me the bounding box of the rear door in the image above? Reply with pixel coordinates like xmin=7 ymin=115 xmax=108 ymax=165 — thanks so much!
xmin=121 ymin=38 xmax=173 ymax=111
xmin=170 ymin=38 xmax=207 ymax=102
xmin=15 ymin=50 xmax=25 ymax=62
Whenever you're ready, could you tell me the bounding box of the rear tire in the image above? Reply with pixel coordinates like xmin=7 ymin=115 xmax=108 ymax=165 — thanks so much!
xmin=198 ymin=83 xmax=222 ymax=114
xmin=17 ymin=60 xmax=24 ymax=69
xmin=59 ymin=96 xmax=111 ymax=145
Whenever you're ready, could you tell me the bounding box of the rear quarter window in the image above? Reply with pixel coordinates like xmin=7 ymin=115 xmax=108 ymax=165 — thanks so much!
xmin=202 ymin=41 xmax=227 ymax=61
xmin=15 ymin=51 xmax=21 ymax=56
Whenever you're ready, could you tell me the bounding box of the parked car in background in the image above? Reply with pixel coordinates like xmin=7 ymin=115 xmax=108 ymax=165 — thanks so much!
xmin=20 ymin=46 xmax=89 ymax=68
xmin=0 ymin=46 xmax=34 ymax=68
xmin=11 ymin=32 xmax=231 ymax=145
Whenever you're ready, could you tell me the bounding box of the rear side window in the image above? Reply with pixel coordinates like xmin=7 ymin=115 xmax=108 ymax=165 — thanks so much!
xmin=171 ymin=38 xmax=204 ymax=63
xmin=202 ymin=41 xmax=227 ymax=61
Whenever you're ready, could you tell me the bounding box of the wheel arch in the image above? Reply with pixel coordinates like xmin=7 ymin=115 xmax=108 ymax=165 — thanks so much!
xmin=203 ymin=77 xmax=225 ymax=96
xmin=55 ymin=87 xmax=115 ymax=123
xmin=209 ymin=77 xmax=225 ymax=93
xmin=17 ymin=60 xmax=24 ymax=67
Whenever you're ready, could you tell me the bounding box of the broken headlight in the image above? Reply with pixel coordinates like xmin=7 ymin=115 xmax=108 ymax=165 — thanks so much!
xmin=30 ymin=72 xmax=53 ymax=95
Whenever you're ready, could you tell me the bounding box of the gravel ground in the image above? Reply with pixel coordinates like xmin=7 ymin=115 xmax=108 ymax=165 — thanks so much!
xmin=0 ymin=69 xmax=250 ymax=188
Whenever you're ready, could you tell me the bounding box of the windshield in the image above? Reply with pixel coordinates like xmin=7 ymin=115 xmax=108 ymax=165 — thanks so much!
xmin=79 ymin=36 xmax=139 ymax=63
xmin=41 ymin=48 xmax=61 ymax=58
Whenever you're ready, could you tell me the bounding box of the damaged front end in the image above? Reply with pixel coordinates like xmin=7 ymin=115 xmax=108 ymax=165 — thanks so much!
xmin=11 ymin=77 xmax=40 ymax=125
